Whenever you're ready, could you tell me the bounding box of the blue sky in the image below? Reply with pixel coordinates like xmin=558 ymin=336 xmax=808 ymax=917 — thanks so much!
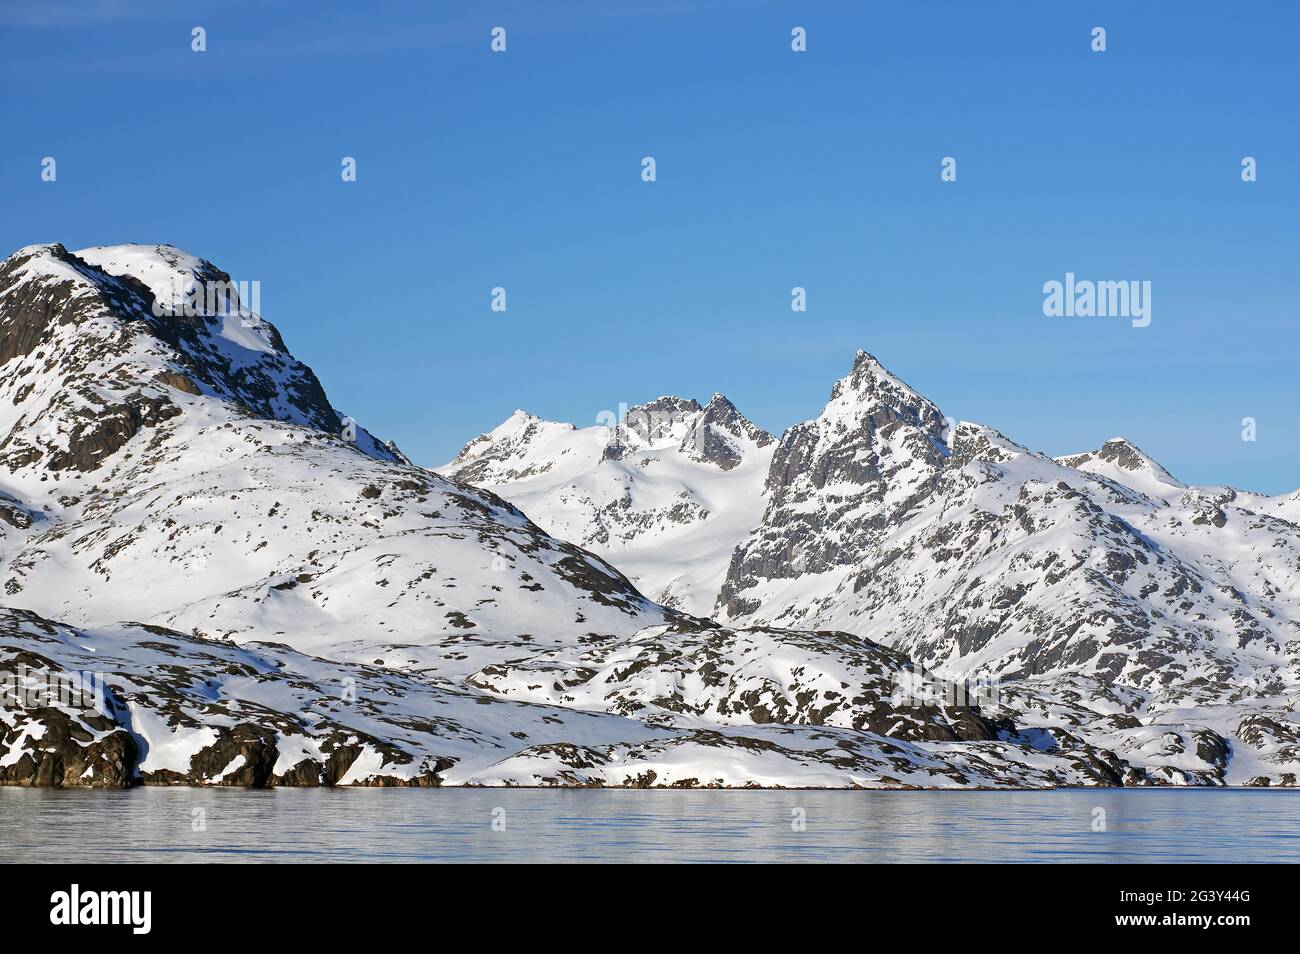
xmin=3 ymin=0 xmax=1297 ymax=491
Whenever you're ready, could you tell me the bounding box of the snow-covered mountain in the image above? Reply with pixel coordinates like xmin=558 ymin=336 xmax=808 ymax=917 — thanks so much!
xmin=3 ymin=243 xmax=1297 ymax=789
xmin=718 ymin=352 xmax=1300 ymax=689
xmin=0 ymin=243 xmax=666 ymax=664
xmin=4 ymin=242 xmax=1103 ymax=790
xmin=448 ymin=349 xmax=1300 ymax=786
xmin=439 ymin=394 xmax=774 ymax=615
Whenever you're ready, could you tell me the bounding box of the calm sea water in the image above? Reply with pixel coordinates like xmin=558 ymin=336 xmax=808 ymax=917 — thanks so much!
xmin=2 ymin=787 xmax=1297 ymax=863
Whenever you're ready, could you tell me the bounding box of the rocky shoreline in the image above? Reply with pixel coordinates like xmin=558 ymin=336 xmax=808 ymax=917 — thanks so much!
xmin=5 ymin=608 xmax=1296 ymax=791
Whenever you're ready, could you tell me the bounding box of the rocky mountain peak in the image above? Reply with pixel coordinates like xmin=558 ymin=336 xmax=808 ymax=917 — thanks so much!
xmin=1076 ymin=437 xmax=1179 ymax=476
xmin=622 ymin=396 xmax=702 ymax=445
xmin=760 ymin=350 xmax=950 ymax=495
xmin=719 ymin=352 xmax=953 ymax=616
xmin=827 ymin=349 xmax=948 ymax=439
xmin=851 ymin=348 xmax=886 ymax=373
xmin=0 ymin=242 xmax=667 ymax=674
xmin=442 ymin=409 xmax=579 ymax=485
xmin=678 ymin=393 xmax=774 ymax=471
xmin=699 ymin=393 xmax=770 ymax=439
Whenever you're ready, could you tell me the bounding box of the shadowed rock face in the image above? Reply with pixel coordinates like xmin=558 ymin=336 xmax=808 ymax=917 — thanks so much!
xmin=0 ymin=695 xmax=139 ymax=788
xmin=681 ymin=394 xmax=774 ymax=471
xmin=0 ymin=710 xmax=138 ymax=788
xmin=44 ymin=392 xmax=183 ymax=473
xmin=719 ymin=351 xmax=950 ymax=610
xmin=0 ymin=608 xmax=461 ymax=788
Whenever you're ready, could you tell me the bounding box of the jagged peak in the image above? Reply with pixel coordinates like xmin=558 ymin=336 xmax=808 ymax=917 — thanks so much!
xmin=818 ymin=349 xmax=947 ymax=441
xmin=698 ymin=392 xmax=769 ymax=433
xmin=852 ymin=348 xmax=885 ymax=371
xmin=618 ymin=397 xmax=699 ymax=449
xmin=848 ymin=349 xmax=917 ymax=387
xmin=836 ymin=349 xmax=935 ymax=402
xmin=447 ymin=391 xmax=773 ymax=476
xmin=627 ymin=395 xmax=702 ymax=417
xmin=683 ymin=392 xmax=774 ymax=462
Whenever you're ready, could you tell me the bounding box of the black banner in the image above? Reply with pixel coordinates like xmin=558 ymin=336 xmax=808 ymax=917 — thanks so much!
xmin=4 ymin=865 xmax=1276 ymax=940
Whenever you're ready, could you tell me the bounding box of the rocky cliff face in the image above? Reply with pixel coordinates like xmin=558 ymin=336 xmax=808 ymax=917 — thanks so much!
xmin=719 ymin=351 xmax=950 ymax=615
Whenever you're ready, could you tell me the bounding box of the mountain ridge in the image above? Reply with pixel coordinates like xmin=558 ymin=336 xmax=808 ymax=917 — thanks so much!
xmin=3 ymin=242 xmax=1298 ymax=789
